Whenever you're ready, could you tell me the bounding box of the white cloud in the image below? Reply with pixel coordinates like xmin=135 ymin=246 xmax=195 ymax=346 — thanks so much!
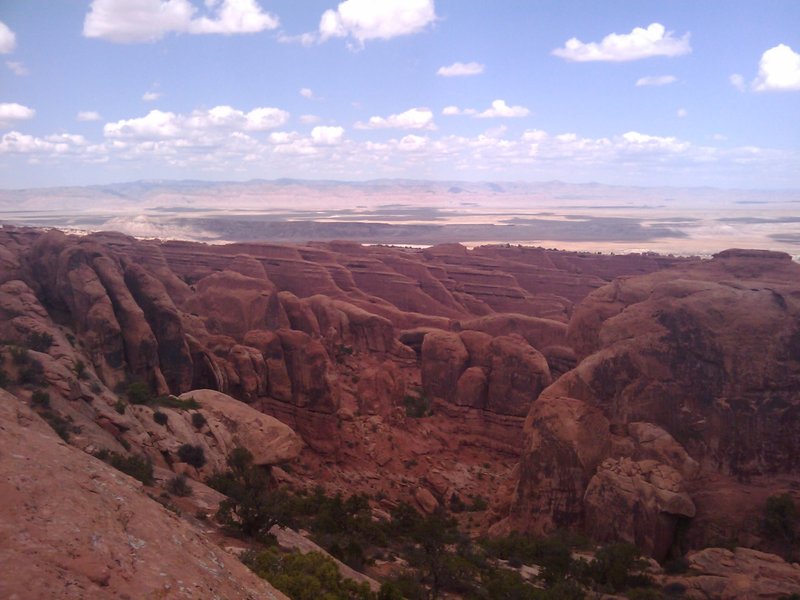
xmin=77 ymin=111 xmax=103 ymax=122
xmin=299 ymin=114 xmax=321 ymax=124
xmin=636 ymin=75 xmax=677 ymax=87
xmin=6 ymin=61 xmax=28 ymax=76
xmin=677 ymin=108 xmax=688 ymax=118
xmin=476 ymin=99 xmax=529 ymax=118
xmin=188 ymin=0 xmax=279 ymax=35
xmin=729 ymin=73 xmax=746 ymax=91
xmin=0 ymin=20 xmax=16 ymax=54
xmin=398 ymin=134 xmax=428 ymax=151
xmin=311 ymin=125 xmax=344 ymax=145
xmin=318 ymin=0 xmax=436 ymax=44
xmin=355 ymin=107 xmax=435 ymax=130
xmin=83 ymin=0 xmax=278 ymax=43
xmin=437 ymin=62 xmax=484 ymax=77
xmin=300 ymin=88 xmax=314 ymax=99
xmin=104 ymin=105 xmax=289 ymax=139
xmin=752 ymin=44 xmax=800 ymax=92
xmin=522 ymin=129 xmax=548 ymax=142
xmin=441 ymin=105 xmax=476 ymax=116
xmin=553 ymin=23 xmax=691 ymax=62
xmin=0 ymin=103 xmax=35 ymax=128
xmin=142 ymin=91 xmax=162 ymax=102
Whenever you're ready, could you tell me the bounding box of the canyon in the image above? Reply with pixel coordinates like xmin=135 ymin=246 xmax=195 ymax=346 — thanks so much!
xmin=1 ymin=224 xmax=799 ymax=597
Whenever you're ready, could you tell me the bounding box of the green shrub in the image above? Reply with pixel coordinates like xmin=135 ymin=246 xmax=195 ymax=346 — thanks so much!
xmin=96 ymin=450 xmax=154 ymax=485
xmin=191 ymin=411 xmax=207 ymax=428
xmin=74 ymin=360 xmax=89 ymax=380
xmin=244 ymin=548 xmax=375 ymax=600
xmin=153 ymin=411 xmax=168 ymax=426
xmin=27 ymin=331 xmax=54 ymax=352
xmin=18 ymin=358 xmax=46 ymax=387
xmin=588 ymin=542 xmax=652 ymax=592
xmin=114 ymin=399 xmax=127 ymax=414
xmin=31 ymin=389 xmax=51 ymax=408
xmin=10 ymin=345 xmax=29 ymax=365
xmin=151 ymin=395 xmax=201 ymax=410
xmin=126 ymin=381 xmax=152 ymax=405
xmin=209 ymin=447 xmax=294 ymax=539
xmin=403 ymin=393 xmax=432 ymax=418
xmin=177 ymin=444 xmax=206 ymax=469
xmin=166 ymin=473 xmax=192 ymax=497
xmin=0 ymin=369 xmax=8 ymax=388
xmin=40 ymin=410 xmax=72 ymax=442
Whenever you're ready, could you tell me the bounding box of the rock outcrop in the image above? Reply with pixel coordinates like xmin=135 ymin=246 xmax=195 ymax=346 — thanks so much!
xmin=508 ymin=249 xmax=800 ymax=558
xmin=0 ymin=389 xmax=287 ymax=600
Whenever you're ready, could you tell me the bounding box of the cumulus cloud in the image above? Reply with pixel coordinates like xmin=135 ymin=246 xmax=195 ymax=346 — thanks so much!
xmin=355 ymin=107 xmax=435 ymax=130
xmin=142 ymin=91 xmax=162 ymax=102
xmin=476 ymin=99 xmax=530 ymax=118
xmin=311 ymin=125 xmax=344 ymax=145
xmin=6 ymin=61 xmax=28 ymax=76
xmin=83 ymin=0 xmax=279 ymax=43
xmin=0 ymin=20 xmax=16 ymax=54
xmin=636 ymin=75 xmax=677 ymax=87
xmin=729 ymin=73 xmax=746 ymax=91
xmin=299 ymin=114 xmax=321 ymax=124
xmin=437 ymin=62 xmax=484 ymax=77
xmin=104 ymin=105 xmax=289 ymax=138
xmin=318 ymin=0 xmax=436 ymax=44
xmin=77 ymin=111 xmax=103 ymax=121
xmin=299 ymin=88 xmax=314 ymax=99
xmin=0 ymin=103 xmax=35 ymax=128
xmin=752 ymin=44 xmax=800 ymax=92
xmin=553 ymin=23 xmax=691 ymax=62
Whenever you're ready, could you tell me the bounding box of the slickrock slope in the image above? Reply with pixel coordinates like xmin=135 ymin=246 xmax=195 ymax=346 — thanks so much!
xmin=507 ymin=249 xmax=800 ymax=559
xmin=0 ymin=388 xmax=287 ymax=600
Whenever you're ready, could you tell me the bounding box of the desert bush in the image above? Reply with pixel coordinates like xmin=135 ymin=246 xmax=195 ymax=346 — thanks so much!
xmin=26 ymin=331 xmax=54 ymax=352
xmin=191 ymin=411 xmax=207 ymax=428
xmin=587 ymin=542 xmax=652 ymax=592
xmin=166 ymin=473 xmax=192 ymax=497
xmin=31 ymin=389 xmax=51 ymax=408
xmin=244 ymin=548 xmax=375 ymax=600
xmin=209 ymin=447 xmax=294 ymax=539
xmin=126 ymin=381 xmax=152 ymax=404
xmin=95 ymin=450 xmax=154 ymax=485
xmin=403 ymin=393 xmax=432 ymax=418
xmin=177 ymin=444 xmax=206 ymax=469
xmin=74 ymin=360 xmax=89 ymax=380
xmin=153 ymin=410 xmax=168 ymax=425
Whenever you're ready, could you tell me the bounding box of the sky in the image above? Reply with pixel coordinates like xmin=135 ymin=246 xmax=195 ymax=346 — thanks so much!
xmin=0 ymin=0 xmax=798 ymax=190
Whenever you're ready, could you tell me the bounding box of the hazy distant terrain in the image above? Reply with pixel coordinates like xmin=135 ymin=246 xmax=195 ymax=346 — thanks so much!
xmin=1 ymin=179 xmax=799 ymax=257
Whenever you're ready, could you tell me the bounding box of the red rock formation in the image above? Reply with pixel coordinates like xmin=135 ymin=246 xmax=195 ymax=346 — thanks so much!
xmin=508 ymin=249 xmax=800 ymax=558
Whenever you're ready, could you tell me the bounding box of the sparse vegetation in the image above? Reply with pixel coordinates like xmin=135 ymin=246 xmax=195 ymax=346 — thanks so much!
xmin=244 ymin=548 xmax=375 ymax=600
xmin=191 ymin=411 xmax=207 ymax=429
xmin=26 ymin=331 xmax=54 ymax=352
xmin=177 ymin=444 xmax=206 ymax=469
xmin=153 ymin=410 xmax=168 ymax=425
xmin=95 ymin=449 xmax=154 ymax=485
xmin=403 ymin=392 xmax=432 ymax=418
xmin=74 ymin=360 xmax=89 ymax=380
xmin=166 ymin=473 xmax=192 ymax=497
xmin=764 ymin=493 xmax=798 ymax=557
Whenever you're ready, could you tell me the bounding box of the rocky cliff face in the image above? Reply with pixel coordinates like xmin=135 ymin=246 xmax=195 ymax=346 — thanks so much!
xmin=6 ymin=225 xmax=799 ymax=568
xmin=507 ymin=249 xmax=800 ymax=559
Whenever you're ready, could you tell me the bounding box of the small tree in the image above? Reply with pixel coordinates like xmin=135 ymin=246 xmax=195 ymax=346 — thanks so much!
xmin=210 ymin=447 xmax=293 ymax=539
xmin=177 ymin=444 xmax=206 ymax=469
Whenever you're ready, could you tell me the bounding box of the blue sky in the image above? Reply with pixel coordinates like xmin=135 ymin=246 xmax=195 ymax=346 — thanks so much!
xmin=0 ymin=0 xmax=798 ymax=189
